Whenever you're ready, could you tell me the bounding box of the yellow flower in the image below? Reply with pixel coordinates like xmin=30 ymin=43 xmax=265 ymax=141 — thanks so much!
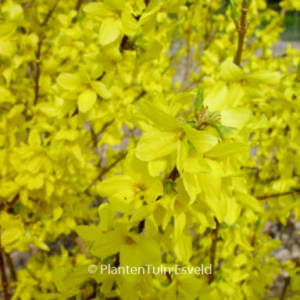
xmin=57 ymin=70 xmax=111 ymax=113
xmin=96 ymin=150 xmax=163 ymax=214
xmin=84 ymin=0 xmax=139 ymax=46
xmin=90 ymin=222 xmax=161 ymax=268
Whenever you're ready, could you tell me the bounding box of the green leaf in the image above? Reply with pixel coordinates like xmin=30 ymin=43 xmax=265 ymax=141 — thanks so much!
xmin=194 ymin=88 xmax=204 ymax=112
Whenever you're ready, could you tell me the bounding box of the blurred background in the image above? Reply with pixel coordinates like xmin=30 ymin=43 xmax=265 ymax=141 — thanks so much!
xmin=267 ymin=0 xmax=300 ymax=41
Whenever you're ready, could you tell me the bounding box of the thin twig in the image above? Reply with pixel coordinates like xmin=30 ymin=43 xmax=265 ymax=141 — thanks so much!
xmin=41 ymin=0 xmax=60 ymax=27
xmin=182 ymin=3 xmax=196 ymax=88
xmin=4 ymin=253 xmax=16 ymax=282
xmin=251 ymin=168 xmax=259 ymax=195
xmin=75 ymin=0 xmax=83 ymax=11
xmin=34 ymin=0 xmax=60 ymax=105
xmin=257 ymin=189 xmax=300 ymax=200
xmin=250 ymin=226 xmax=257 ymax=247
xmin=204 ymin=0 xmax=212 ymax=40
xmin=166 ymin=271 xmax=172 ymax=283
xmin=132 ymin=90 xmax=146 ymax=104
xmin=138 ymin=220 xmax=145 ymax=233
xmin=280 ymin=276 xmax=290 ymax=300
xmin=34 ymin=35 xmax=43 ymax=106
xmin=208 ymin=218 xmax=219 ymax=284
xmin=99 ymin=120 xmax=114 ymax=135
xmin=0 ymin=231 xmax=10 ymax=300
xmin=72 ymin=0 xmax=84 ymax=23
xmin=98 ymin=152 xmax=127 ymax=179
xmin=168 ymin=167 xmax=180 ymax=181
xmin=98 ymin=90 xmax=146 ymax=135
xmin=235 ymin=1 xmax=250 ymax=66
xmin=241 ymin=166 xmax=258 ymax=170
xmin=120 ymin=35 xmax=130 ymax=51
xmin=114 ymin=253 xmax=120 ymax=268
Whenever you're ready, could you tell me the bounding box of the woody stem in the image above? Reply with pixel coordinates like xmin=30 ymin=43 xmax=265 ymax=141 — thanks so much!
xmin=235 ymin=2 xmax=249 ymax=66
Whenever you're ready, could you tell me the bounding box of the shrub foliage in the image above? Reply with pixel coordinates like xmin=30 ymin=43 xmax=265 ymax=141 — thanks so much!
xmin=0 ymin=0 xmax=300 ymax=299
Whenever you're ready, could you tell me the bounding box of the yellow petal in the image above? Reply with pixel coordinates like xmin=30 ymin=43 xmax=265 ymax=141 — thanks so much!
xmin=247 ymin=71 xmax=281 ymax=85
xmin=197 ymin=160 xmax=223 ymax=200
xmin=37 ymin=102 xmax=56 ymax=118
xmin=0 ymin=87 xmax=15 ymax=104
xmin=221 ymin=107 xmax=252 ymax=129
xmin=120 ymin=243 xmax=143 ymax=268
xmin=98 ymin=203 xmax=115 ymax=232
xmin=148 ymin=159 xmax=168 ymax=177
xmin=130 ymin=203 xmax=157 ymax=223
xmin=139 ymin=101 xmax=180 ymax=131
xmin=120 ymin=12 xmax=139 ymax=36
xmin=183 ymin=125 xmax=218 ymax=153
xmin=224 ymin=196 xmax=241 ymax=225
xmin=185 ymin=150 xmax=211 ymax=174
xmin=99 ymin=18 xmax=121 ymax=46
xmin=57 ymin=73 xmax=82 ymax=91
xmin=2 ymin=226 xmax=22 ymax=246
xmin=104 ymin=0 xmax=126 ymax=11
xmin=28 ymin=129 xmax=41 ymax=147
xmin=136 ymin=129 xmax=177 ymax=161
xmin=138 ymin=237 xmax=161 ymax=266
xmin=96 ymin=175 xmax=134 ymax=197
xmin=91 ymin=81 xmax=112 ymax=99
xmin=91 ymin=230 xmax=124 ymax=258
xmin=78 ymin=89 xmax=97 ymax=113
xmin=174 ymin=213 xmax=192 ymax=263
xmin=84 ymin=3 xmax=114 ymax=18
xmin=205 ymin=143 xmax=249 ymax=159
xmin=221 ymin=61 xmax=246 ymax=82
xmin=235 ymin=192 xmax=263 ymax=213
xmin=177 ymin=139 xmax=189 ymax=175
xmin=226 ymin=83 xmax=244 ymax=107
xmin=0 ymin=40 xmax=14 ymax=56
xmin=0 ymin=23 xmax=16 ymax=39
xmin=75 ymin=225 xmax=102 ymax=241
xmin=204 ymin=82 xmax=228 ymax=112
xmin=182 ymin=172 xmax=201 ymax=203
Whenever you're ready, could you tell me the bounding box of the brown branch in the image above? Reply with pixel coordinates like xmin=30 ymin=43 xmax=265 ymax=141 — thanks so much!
xmin=168 ymin=167 xmax=180 ymax=181
xmin=251 ymin=168 xmax=259 ymax=195
xmin=120 ymin=35 xmax=129 ymax=51
xmin=98 ymin=90 xmax=146 ymax=135
xmin=34 ymin=35 xmax=43 ymax=106
xmin=4 ymin=253 xmax=16 ymax=282
xmin=208 ymin=218 xmax=219 ymax=284
xmin=204 ymin=0 xmax=212 ymax=40
xmin=166 ymin=271 xmax=172 ymax=283
xmin=182 ymin=3 xmax=196 ymax=88
xmin=114 ymin=253 xmax=120 ymax=268
xmin=97 ymin=72 xmax=106 ymax=82
xmin=235 ymin=1 xmax=249 ymax=66
xmin=250 ymin=227 xmax=257 ymax=247
xmin=132 ymin=90 xmax=146 ymax=104
xmin=241 ymin=166 xmax=258 ymax=170
xmin=280 ymin=276 xmax=290 ymax=300
xmin=0 ymin=231 xmax=10 ymax=300
xmin=41 ymin=0 xmax=60 ymax=27
xmin=72 ymin=0 xmax=84 ymax=23
xmin=99 ymin=120 xmax=114 ymax=135
xmin=257 ymin=189 xmax=300 ymax=200
xmin=138 ymin=220 xmax=145 ymax=233
xmin=0 ymin=196 xmax=19 ymax=212
xmin=98 ymin=152 xmax=127 ymax=179
xmin=75 ymin=0 xmax=83 ymax=11
xmin=34 ymin=0 xmax=60 ymax=105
